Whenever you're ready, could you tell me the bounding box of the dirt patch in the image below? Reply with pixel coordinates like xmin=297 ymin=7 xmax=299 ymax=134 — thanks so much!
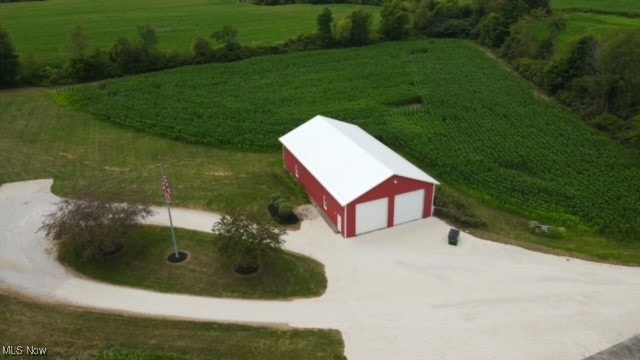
xmin=295 ymin=205 xmax=318 ymax=221
xmin=205 ymin=171 xmax=232 ymax=176
xmin=104 ymin=166 xmax=129 ymax=172
xmin=234 ymin=264 xmax=260 ymax=276
xmin=386 ymin=95 xmax=423 ymax=108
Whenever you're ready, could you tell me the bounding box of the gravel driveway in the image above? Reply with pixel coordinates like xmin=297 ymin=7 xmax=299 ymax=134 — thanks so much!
xmin=2 ymin=179 xmax=639 ymax=360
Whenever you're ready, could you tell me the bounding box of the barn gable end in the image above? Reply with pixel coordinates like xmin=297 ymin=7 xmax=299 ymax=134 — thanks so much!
xmin=279 ymin=115 xmax=439 ymax=237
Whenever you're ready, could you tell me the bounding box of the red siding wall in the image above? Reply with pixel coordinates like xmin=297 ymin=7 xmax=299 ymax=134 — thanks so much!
xmin=283 ymin=147 xmax=436 ymax=238
xmin=283 ymin=147 xmax=345 ymax=236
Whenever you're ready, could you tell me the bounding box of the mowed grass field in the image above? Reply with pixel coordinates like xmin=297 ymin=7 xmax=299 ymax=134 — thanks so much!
xmin=62 ymin=39 xmax=640 ymax=242
xmin=0 ymin=89 xmax=307 ymax=219
xmin=0 ymin=291 xmax=344 ymax=359
xmin=552 ymin=0 xmax=640 ymax=15
xmin=0 ymin=0 xmax=377 ymax=64
xmin=555 ymin=13 xmax=640 ymax=53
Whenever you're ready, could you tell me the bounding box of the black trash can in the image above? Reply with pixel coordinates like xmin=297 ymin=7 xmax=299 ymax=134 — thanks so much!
xmin=448 ymin=228 xmax=460 ymax=246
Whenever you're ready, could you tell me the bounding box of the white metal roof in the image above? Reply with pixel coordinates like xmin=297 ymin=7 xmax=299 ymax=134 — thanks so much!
xmin=279 ymin=115 xmax=439 ymax=206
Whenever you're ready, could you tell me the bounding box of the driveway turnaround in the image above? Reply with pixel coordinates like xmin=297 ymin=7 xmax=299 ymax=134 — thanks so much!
xmin=1 ymin=179 xmax=640 ymax=360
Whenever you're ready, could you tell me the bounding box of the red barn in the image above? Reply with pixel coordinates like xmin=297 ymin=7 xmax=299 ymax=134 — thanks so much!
xmin=279 ymin=115 xmax=439 ymax=237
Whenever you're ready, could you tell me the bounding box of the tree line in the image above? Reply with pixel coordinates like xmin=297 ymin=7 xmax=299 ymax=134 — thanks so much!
xmin=471 ymin=1 xmax=640 ymax=150
xmin=0 ymin=0 xmax=638 ymax=149
xmin=255 ymin=0 xmax=382 ymax=5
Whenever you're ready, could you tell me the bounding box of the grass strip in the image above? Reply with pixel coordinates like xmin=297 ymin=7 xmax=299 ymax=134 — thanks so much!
xmin=59 ymin=226 xmax=327 ymax=299
xmin=0 ymin=291 xmax=344 ymax=359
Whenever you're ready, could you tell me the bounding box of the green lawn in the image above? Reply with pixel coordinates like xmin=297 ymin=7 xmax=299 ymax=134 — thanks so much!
xmin=443 ymin=186 xmax=640 ymax=266
xmin=552 ymin=0 xmax=640 ymax=15
xmin=62 ymin=39 xmax=640 ymax=242
xmin=0 ymin=291 xmax=344 ymax=359
xmin=59 ymin=226 xmax=327 ymax=299
xmin=0 ymin=88 xmax=307 ymax=219
xmin=0 ymin=0 xmax=377 ymax=65
xmin=555 ymin=12 xmax=640 ymax=53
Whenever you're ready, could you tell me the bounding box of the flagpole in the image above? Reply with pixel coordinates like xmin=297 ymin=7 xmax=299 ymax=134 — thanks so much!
xmin=159 ymin=158 xmax=179 ymax=258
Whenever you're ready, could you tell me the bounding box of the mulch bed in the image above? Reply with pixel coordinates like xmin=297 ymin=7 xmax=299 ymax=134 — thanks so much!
xmin=267 ymin=203 xmax=300 ymax=226
xmin=101 ymin=242 xmax=124 ymax=257
xmin=235 ymin=264 xmax=260 ymax=276
xmin=167 ymin=251 xmax=188 ymax=263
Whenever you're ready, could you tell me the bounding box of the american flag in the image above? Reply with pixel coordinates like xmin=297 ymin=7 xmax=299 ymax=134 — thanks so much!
xmin=162 ymin=175 xmax=172 ymax=204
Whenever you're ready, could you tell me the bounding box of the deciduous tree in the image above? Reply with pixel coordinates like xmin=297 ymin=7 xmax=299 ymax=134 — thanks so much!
xmin=599 ymin=28 xmax=640 ymax=119
xmin=475 ymin=12 xmax=509 ymax=47
xmin=212 ymin=25 xmax=239 ymax=50
xmin=317 ymin=8 xmax=335 ymax=46
xmin=380 ymin=0 xmax=411 ymax=40
xmin=40 ymin=198 xmax=153 ymax=261
xmin=212 ymin=215 xmax=285 ymax=273
xmin=0 ymin=26 xmax=19 ymax=86
xmin=67 ymin=25 xmax=90 ymax=59
xmin=340 ymin=9 xmax=373 ymax=46
xmin=192 ymin=34 xmax=214 ymax=63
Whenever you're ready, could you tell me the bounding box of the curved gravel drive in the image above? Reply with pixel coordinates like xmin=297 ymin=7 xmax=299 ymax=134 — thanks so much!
xmin=2 ymin=179 xmax=640 ymax=359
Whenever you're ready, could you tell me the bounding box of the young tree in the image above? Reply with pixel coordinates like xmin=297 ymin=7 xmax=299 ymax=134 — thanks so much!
xmin=40 ymin=198 xmax=153 ymax=261
xmin=212 ymin=215 xmax=285 ymax=273
xmin=599 ymin=28 xmax=640 ymax=119
xmin=500 ymin=10 xmax=565 ymax=61
xmin=475 ymin=13 xmax=509 ymax=47
xmin=340 ymin=9 xmax=373 ymax=46
xmin=0 ymin=26 xmax=19 ymax=86
xmin=137 ymin=25 xmax=164 ymax=71
xmin=543 ymin=35 xmax=597 ymax=94
xmin=380 ymin=0 xmax=411 ymax=40
xmin=67 ymin=25 xmax=90 ymax=59
xmin=212 ymin=25 xmax=239 ymax=50
xmin=18 ymin=53 xmax=47 ymax=85
xmin=138 ymin=25 xmax=158 ymax=52
xmin=558 ymin=74 xmax=615 ymax=117
xmin=110 ymin=36 xmax=141 ymax=75
xmin=192 ymin=34 xmax=214 ymax=63
xmin=66 ymin=47 xmax=117 ymax=82
xmin=317 ymin=8 xmax=335 ymax=46
xmin=414 ymin=0 xmax=436 ymax=31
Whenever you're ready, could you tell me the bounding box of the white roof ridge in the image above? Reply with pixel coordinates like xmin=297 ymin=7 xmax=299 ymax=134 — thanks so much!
xmin=321 ymin=116 xmax=437 ymax=183
xmin=321 ymin=117 xmax=395 ymax=200
xmin=279 ymin=115 xmax=439 ymax=206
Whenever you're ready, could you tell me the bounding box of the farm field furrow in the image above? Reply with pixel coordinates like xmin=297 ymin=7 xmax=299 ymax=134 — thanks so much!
xmin=63 ymin=39 xmax=640 ymax=241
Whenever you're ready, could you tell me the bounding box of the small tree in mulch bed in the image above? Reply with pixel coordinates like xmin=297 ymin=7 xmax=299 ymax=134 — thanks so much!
xmin=267 ymin=194 xmax=299 ymax=225
xmin=212 ymin=215 xmax=285 ymax=275
xmin=39 ymin=198 xmax=153 ymax=262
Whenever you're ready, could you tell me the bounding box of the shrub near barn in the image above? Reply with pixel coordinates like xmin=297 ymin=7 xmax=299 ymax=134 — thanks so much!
xmin=269 ymin=194 xmax=299 ymax=225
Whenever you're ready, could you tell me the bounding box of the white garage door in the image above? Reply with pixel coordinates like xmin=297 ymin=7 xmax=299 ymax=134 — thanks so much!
xmin=393 ymin=189 xmax=425 ymax=226
xmin=355 ymin=197 xmax=388 ymax=235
